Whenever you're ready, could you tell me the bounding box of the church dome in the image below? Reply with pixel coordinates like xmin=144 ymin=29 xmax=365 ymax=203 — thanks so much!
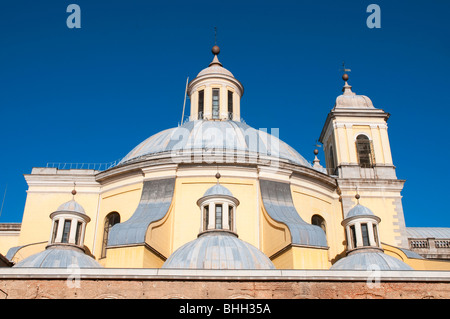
xmin=346 ymin=204 xmax=375 ymax=218
xmin=56 ymin=200 xmax=86 ymax=215
xmin=195 ymin=46 xmax=236 ymax=79
xmin=162 ymin=231 xmax=275 ymax=270
xmin=330 ymin=250 xmax=412 ymax=271
xmin=118 ymin=120 xmax=311 ymax=167
xmin=13 ymin=245 xmax=102 ymax=268
xmin=334 ymin=76 xmax=374 ymax=109
xmin=197 ymin=60 xmax=235 ymax=78
xmin=335 ymin=93 xmax=374 ymax=108
xmin=203 ymin=184 xmax=233 ymax=197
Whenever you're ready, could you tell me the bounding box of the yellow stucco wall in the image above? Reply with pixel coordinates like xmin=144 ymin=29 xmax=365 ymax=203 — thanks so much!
xmin=95 ymin=182 xmax=143 ymax=259
xmin=7 ymin=162 xmax=446 ymax=272
xmin=272 ymin=245 xmax=330 ymax=269
xmin=290 ymin=181 xmax=344 ymax=263
xmin=342 ymin=194 xmax=403 ymax=248
xmin=105 ymin=245 xmax=164 ymax=268
xmin=329 ymin=118 xmax=393 ymax=167
xmin=0 ymin=233 xmax=20 ymax=256
xmin=16 ymin=189 xmax=100 ymax=262
xmin=171 ymin=174 xmax=259 ymax=252
xmin=383 ymin=243 xmax=450 ymax=271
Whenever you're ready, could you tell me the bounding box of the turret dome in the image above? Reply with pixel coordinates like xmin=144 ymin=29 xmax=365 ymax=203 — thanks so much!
xmin=55 ymin=199 xmax=86 ymax=215
xmin=334 ymin=76 xmax=374 ymax=109
xmin=346 ymin=204 xmax=375 ymax=218
xmin=14 ymin=245 xmax=102 ymax=268
xmin=330 ymin=250 xmax=412 ymax=270
xmin=203 ymin=183 xmax=233 ymax=197
xmin=162 ymin=231 xmax=275 ymax=270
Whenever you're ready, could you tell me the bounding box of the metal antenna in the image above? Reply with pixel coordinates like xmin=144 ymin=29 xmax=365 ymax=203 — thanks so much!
xmin=72 ymin=182 xmax=77 ymax=199
xmin=0 ymin=184 xmax=7 ymax=218
xmin=180 ymin=76 xmax=189 ymax=125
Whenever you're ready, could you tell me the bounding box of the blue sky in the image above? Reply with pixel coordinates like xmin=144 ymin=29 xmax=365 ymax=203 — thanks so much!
xmin=0 ymin=0 xmax=449 ymax=227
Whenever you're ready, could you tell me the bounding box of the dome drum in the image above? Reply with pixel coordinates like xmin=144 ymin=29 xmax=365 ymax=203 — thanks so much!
xmin=48 ymin=200 xmax=90 ymax=251
xmin=13 ymin=198 xmax=102 ymax=269
xmin=187 ymin=45 xmax=243 ymax=122
xmin=197 ymin=183 xmax=239 ymax=234
xmin=331 ymin=201 xmax=411 ymax=271
xmin=342 ymin=204 xmax=382 ymax=252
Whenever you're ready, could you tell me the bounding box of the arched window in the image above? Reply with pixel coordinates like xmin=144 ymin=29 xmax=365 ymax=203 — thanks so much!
xmin=355 ymin=134 xmax=374 ymax=168
xmin=227 ymin=90 xmax=233 ymax=119
xmin=361 ymin=223 xmax=370 ymax=246
xmin=198 ymin=90 xmax=204 ymax=120
xmin=61 ymin=220 xmax=71 ymax=243
xmin=215 ymin=204 xmax=223 ymax=229
xmin=101 ymin=212 xmax=120 ymax=258
xmin=311 ymin=214 xmax=326 ymax=235
xmin=212 ymin=88 xmax=220 ymax=119
xmin=203 ymin=205 xmax=209 ymax=231
xmin=328 ymin=145 xmax=335 ymax=173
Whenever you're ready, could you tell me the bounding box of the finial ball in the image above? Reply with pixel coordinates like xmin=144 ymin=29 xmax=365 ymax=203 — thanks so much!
xmin=215 ymin=172 xmax=221 ymax=180
xmin=314 ymin=149 xmax=319 ymax=155
xmin=342 ymin=73 xmax=349 ymax=81
xmin=355 ymin=194 xmax=360 ymax=200
xmin=71 ymin=189 xmax=77 ymax=196
xmin=212 ymin=45 xmax=220 ymax=55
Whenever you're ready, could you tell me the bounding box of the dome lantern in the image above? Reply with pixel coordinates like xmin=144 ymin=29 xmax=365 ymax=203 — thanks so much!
xmin=341 ymin=195 xmax=382 ymax=252
xmin=330 ymin=194 xmax=412 ymax=271
xmin=47 ymin=192 xmax=90 ymax=251
xmin=13 ymin=189 xmax=101 ymax=268
xmin=187 ymin=45 xmax=244 ymax=122
xmin=196 ymin=176 xmax=240 ymax=235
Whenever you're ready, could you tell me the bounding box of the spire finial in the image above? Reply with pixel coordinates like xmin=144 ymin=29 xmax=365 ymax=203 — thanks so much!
xmin=71 ymin=182 xmax=77 ymax=199
xmin=211 ymin=26 xmax=220 ymax=57
xmin=340 ymin=61 xmax=351 ymax=80
xmin=355 ymin=186 xmax=360 ymax=204
xmin=215 ymin=172 xmax=221 ymax=184
xmin=214 ymin=26 xmax=217 ymax=45
xmin=340 ymin=62 xmax=354 ymax=95
xmin=210 ymin=44 xmax=222 ymax=67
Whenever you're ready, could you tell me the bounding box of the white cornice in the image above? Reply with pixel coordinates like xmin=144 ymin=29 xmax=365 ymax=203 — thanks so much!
xmin=0 ymin=268 xmax=448 ymax=282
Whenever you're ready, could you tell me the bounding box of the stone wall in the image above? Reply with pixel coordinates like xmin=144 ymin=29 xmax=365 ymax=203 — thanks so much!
xmin=0 ymin=268 xmax=449 ymax=299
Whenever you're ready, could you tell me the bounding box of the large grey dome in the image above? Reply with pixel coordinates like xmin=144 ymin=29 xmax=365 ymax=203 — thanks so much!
xmin=119 ymin=120 xmax=311 ymax=167
xmin=330 ymin=250 xmax=412 ymax=271
xmin=13 ymin=246 xmax=102 ymax=268
xmin=162 ymin=232 xmax=275 ymax=270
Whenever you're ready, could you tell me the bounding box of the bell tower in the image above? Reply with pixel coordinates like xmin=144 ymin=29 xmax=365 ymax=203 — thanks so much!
xmin=319 ymin=73 xmax=395 ymax=179
xmin=319 ymin=72 xmax=409 ymax=249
